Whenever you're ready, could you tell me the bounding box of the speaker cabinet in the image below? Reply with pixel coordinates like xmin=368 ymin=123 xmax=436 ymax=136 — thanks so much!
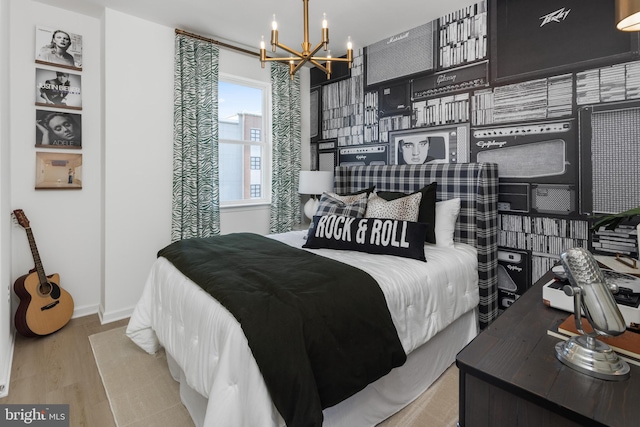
xmin=531 ymin=184 xmax=576 ymax=215
xmin=365 ymin=22 xmax=435 ymax=87
xmin=579 ymin=100 xmax=640 ymax=215
xmin=490 ymin=0 xmax=639 ymax=83
xmin=498 ymin=248 xmax=531 ymax=310
xmin=379 ymin=82 xmax=410 ymax=118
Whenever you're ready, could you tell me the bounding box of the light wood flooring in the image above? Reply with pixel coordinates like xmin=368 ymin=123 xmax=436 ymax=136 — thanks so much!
xmin=0 ymin=315 xmax=128 ymax=427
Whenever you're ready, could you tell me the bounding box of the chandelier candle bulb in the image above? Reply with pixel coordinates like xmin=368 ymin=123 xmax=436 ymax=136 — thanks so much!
xmin=271 ymin=15 xmax=278 ymax=50
xmin=322 ymin=13 xmax=329 ymax=48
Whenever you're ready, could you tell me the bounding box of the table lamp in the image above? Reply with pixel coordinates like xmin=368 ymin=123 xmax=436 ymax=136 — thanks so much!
xmin=298 ymin=171 xmax=334 ymax=220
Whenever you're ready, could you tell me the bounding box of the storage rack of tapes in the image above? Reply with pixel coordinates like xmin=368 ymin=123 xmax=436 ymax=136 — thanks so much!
xmin=577 ymin=59 xmax=640 ymax=106
xmin=498 ymin=214 xmax=590 ymax=282
xmin=412 ymin=93 xmax=470 ymax=127
xmin=438 ymin=0 xmax=487 ymax=70
xmin=364 ymin=90 xmax=379 ymax=143
xmin=471 ymin=75 xmax=573 ymax=126
xmin=320 ymin=52 xmax=364 ymax=146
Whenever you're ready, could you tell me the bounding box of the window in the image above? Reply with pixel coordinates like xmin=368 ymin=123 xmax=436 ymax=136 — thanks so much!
xmin=250 ymin=156 xmax=261 ymax=170
xmin=218 ymin=76 xmax=271 ymax=206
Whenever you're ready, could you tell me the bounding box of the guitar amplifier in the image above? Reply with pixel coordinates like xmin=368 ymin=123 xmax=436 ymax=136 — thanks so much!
xmin=498 ymin=248 xmax=531 ymax=310
xmin=366 ymin=21 xmax=435 ymax=87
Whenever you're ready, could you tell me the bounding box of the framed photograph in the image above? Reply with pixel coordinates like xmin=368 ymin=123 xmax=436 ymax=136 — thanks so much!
xmin=35 ymin=26 xmax=82 ymax=70
xmin=35 ymin=68 xmax=82 ymax=110
xmin=35 ymin=152 xmax=82 ymax=190
xmin=389 ymin=128 xmax=450 ymax=165
xmin=36 ymin=109 xmax=81 ymax=148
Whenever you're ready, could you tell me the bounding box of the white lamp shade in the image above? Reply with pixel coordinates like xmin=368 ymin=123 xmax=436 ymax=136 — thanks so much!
xmin=298 ymin=171 xmax=334 ymax=195
xmin=617 ymin=0 xmax=640 ymax=31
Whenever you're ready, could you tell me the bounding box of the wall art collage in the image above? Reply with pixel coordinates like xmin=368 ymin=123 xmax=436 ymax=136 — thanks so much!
xmin=33 ymin=25 xmax=83 ymax=190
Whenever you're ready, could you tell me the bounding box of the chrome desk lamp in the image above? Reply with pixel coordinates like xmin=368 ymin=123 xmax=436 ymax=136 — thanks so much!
xmin=555 ymin=247 xmax=630 ymax=381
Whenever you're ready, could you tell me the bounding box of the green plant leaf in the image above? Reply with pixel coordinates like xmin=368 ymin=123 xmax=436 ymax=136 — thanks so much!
xmin=591 ymin=206 xmax=640 ymax=231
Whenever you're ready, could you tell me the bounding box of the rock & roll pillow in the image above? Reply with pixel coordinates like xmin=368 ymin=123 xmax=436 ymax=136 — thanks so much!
xmin=303 ymin=214 xmax=428 ymax=261
xmin=376 ymin=182 xmax=437 ymax=244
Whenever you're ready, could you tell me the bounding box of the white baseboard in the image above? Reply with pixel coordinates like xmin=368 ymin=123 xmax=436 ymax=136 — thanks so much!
xmin=0 ymin=329 xmax=15 ymax=398
xmin=72 ymin=303 xmax=100 ymax=319
xmin=99 ymin=304 xmax=134 ymax=325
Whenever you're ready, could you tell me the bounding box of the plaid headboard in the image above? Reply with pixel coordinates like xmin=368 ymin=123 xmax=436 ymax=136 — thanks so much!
xmin=334 ymin=163 xmax=499 ymax=328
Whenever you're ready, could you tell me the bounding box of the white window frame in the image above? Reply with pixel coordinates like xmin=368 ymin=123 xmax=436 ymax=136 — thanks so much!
xmin=219 ymin=74 xmax=272 ymax=208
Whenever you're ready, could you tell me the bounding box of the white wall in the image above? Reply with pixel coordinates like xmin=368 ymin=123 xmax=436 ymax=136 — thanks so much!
xmin=9 ymin=0 xmax=102 ymax=317
xmin=100 ymin=11 xmax=311 ymax=319
xmin=0 ymin=0 xmax=13 ymax=398
xmin=1 ymin=1 xmax=312 ymax=387
xmin=101 ymin=9 xmax=174 ymax=322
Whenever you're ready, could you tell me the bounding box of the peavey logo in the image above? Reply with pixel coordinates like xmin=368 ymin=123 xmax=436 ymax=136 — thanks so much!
xmin=387 ymin=32 xmax=409 ymax=44
xmin=437 ymin=74 xmax=456 ymax=86
xmin=476 ymin=140 xmax=507 ymax=149
xmin=540 ymin=7 xmax=571 ymax=27
xmin=507 ymin=264 xmax=523 ymax=272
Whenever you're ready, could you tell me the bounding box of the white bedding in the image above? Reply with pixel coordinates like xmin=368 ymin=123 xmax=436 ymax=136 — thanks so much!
xmin=126 ymin=230 xmax=479 ymax=426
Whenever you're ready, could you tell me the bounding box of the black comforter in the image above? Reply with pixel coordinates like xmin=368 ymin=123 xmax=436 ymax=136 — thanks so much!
xmin=158 ymin=233 xmax=406 ymax=427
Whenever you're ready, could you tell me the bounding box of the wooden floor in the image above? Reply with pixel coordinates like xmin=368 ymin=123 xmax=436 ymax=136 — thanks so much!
xmin=0 ymin=315 xmax=129 ymax=427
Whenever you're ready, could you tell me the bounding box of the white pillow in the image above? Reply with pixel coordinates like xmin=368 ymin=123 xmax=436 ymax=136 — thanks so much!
xmin=435 ymin=198 xmax=461 ymax=247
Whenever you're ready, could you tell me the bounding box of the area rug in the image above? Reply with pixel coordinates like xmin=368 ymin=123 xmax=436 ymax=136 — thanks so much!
xmin=90 ymin=326 xmax=459 ymax=426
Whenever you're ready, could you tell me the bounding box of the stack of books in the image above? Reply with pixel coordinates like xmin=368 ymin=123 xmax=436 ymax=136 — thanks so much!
xmin=591 ymin=224 xmax=639 ymax=259
xmin=548 ymin=315 xmax=640 ymax=366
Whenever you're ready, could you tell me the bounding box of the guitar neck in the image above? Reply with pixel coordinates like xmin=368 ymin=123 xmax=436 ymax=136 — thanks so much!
xmin=24 ymin=227 xmax=48 ymax=285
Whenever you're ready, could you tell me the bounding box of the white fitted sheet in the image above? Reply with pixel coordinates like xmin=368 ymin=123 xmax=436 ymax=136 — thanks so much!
xmin=126 ymin=231 xmax=479 ymax=427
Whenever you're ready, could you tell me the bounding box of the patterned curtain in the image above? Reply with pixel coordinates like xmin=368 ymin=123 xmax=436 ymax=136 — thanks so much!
xmin=171 ymin=34 xmax=220 ymax=241
xmin=270 ymin=63 xmax=302 ymax=233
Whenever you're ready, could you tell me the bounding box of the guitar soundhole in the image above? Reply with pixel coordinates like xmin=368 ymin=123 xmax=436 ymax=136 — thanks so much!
xmin=39 ymin=282 xmax=60 ymax=299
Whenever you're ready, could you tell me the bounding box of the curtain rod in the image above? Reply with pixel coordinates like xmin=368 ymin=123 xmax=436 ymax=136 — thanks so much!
xmin=175 ymin=28 xmax=260 ymax=58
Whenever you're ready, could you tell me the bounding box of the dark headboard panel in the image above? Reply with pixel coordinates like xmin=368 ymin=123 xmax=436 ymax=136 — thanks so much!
xmin=334 ymin=163 xmax=499 ymax=328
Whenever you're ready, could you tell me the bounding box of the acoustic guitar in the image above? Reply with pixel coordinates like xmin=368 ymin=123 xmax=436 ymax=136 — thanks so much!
xmin=13 ymin=209 xmax=74 ymax=337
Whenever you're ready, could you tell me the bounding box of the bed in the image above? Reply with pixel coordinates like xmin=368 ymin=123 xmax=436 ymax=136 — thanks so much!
xmin=126 ymin=162 xmax=499 ymax=427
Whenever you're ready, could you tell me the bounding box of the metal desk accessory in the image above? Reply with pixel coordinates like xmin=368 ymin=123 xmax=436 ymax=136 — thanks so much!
xmin=555 ymin=247 xmax=630 ymax=381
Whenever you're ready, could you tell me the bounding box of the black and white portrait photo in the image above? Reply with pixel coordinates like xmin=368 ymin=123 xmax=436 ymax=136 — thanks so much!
xmin=35 ymin=26 xmax=83 ymax=70
xmin=35 ymin=68 xmax=82 ymax=110
xmin=36 ymin=109 xmax=82 ymax=148
xmin=390 ymin=128 xmax=448 ymax=165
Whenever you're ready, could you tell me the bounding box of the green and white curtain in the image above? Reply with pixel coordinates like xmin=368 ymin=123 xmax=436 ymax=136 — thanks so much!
xmin=270 ymin=64 xmax=302 ymax=234
xmin=171 ymin=34 xmax=220 ymax=241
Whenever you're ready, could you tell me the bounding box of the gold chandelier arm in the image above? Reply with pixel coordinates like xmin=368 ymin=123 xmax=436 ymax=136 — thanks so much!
xmin=310 ymin=56 xmax=350 ymax=62
xmin=274 ymin=42 xmax=307 ymax=61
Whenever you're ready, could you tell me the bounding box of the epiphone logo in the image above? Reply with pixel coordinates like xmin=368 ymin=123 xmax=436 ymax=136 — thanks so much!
xmin=355 ymin=155 xmax=367 ymax=160
xmin=476 ymin=140 xmax=508 ymax=148
xmin=387 ymin=32 xmax=410 ymax=44
xmin=540 ymin=7 xmax=571 ymax=27
xmin=507 ymin=265 xmax=523 ymax=272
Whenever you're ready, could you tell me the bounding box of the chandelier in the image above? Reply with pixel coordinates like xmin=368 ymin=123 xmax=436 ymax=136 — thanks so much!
xmin=260 ymin=0 xmax=353 ymax=79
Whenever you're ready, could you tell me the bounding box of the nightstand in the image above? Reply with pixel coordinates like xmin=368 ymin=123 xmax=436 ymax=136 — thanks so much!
xmin=456 ymin=270 xmax=640 ymax=427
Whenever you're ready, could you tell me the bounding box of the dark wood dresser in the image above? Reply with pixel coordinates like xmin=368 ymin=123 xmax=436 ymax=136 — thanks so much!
xmin=456 ymin=270 xmax=640 ymax=427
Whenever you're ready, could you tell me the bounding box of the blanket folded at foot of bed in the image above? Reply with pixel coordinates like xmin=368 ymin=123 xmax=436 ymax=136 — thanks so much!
xmin=158 ymin=232 xmax=407 ymax=427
